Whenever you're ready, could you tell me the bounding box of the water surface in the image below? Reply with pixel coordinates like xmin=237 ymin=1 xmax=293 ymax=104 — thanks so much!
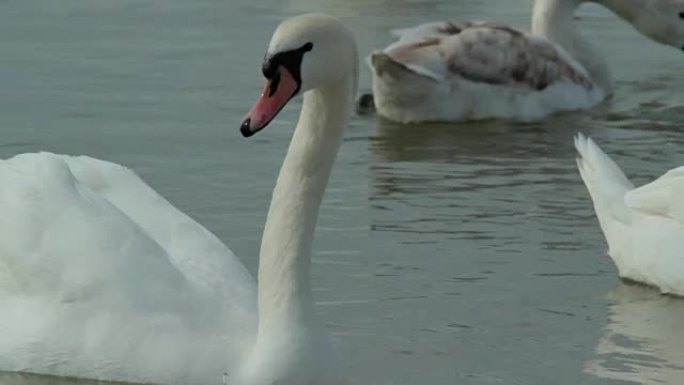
xmin=1 ymin=0 xmax=683 ymax=384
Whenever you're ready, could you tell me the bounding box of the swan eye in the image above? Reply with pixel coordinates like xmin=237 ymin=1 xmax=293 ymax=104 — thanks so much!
xmin=679 ymin=12 xmax=684 ymax=19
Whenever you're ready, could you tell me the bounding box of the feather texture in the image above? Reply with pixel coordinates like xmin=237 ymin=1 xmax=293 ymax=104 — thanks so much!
xmin=575 ymin=134 xmax=684 ymax=296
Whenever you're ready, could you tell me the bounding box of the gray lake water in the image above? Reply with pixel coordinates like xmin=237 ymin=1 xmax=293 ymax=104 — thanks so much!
xmin=1 ymin=0 xmax=683 ymax=384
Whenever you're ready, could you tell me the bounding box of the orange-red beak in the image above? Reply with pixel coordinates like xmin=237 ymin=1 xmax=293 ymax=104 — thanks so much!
xmin=240 ymin=67 xmax=299 ymax=137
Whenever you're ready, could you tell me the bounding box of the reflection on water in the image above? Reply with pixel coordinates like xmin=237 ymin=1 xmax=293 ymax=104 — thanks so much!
xmin=363 ymin=106 xmax=684 ymax=384
xmin=586 ymin=285 xmax=684 ymax=385
xmin=369 ymin=115 xmax=592 ymax=247
xmin=0 ymin=372 xmax=142 ymax=385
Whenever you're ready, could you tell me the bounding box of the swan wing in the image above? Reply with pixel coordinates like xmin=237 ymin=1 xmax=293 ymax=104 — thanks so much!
xmin=382 ymin=21 xmax=593 ymax=90
xmin=0 ymin=153 xmax=256 ymax=384
xmin=62 ymin=154 xmax=256 ymax=299
xmin=625 ymin=165 xmax=684 ymax=223
xmin=623 ymin=167 xmax=684 ymax=294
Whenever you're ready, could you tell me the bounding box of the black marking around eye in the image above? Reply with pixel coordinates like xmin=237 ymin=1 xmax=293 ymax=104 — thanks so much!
xmin=261 ymin=42 xmax=314 ymax=83
xmin=679 ymin=12 xmax=684 ymax=19
xmin=268 ymin=70 xmax=281 ymax=97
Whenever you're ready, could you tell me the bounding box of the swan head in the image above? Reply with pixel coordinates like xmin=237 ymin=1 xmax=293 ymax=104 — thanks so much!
xmin=240 ymin=13 xmax=357 ymax=137
xmin=622 ymin=1 xmax=684 ymax=51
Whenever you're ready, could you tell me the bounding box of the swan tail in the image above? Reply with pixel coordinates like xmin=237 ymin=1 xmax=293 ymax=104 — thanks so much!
xmin=575 ymin=133 xmax=634 ymax=256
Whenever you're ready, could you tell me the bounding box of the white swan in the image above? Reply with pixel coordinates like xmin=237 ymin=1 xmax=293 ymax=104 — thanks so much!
xmin=365 ymin=0 xmax=684 ymax=123
xmin=0 ymin=13 xmax=358 ymax=385
xmin=575 ymin=133 xmax=684 ymax=296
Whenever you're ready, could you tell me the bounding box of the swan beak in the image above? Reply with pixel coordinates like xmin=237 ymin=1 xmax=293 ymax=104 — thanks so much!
xmin=240 ymin=67 xmax=299 ymax=137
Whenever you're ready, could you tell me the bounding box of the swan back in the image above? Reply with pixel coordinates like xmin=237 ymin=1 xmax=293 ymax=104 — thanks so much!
xmin=384 ymin=22 xmax=592 ymax=89
xmin=625 ymin=166 xmax=684 ymax=224
xmin=368 ymin=20 xmax=602 ymax=122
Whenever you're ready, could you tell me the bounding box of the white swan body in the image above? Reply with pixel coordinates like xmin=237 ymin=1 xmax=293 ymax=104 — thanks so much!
xmin=367 ymin=0 xmax=684 ymax=123
xmin=0 ymin=13 xmax=358 ymax=385
xmin=0 ymin=154 xmax=257 ymax=384
xmin=575 ymin=134 xmax=684 ymax=296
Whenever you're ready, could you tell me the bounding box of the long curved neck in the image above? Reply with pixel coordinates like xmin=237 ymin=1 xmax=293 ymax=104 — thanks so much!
xmin=531 ymin=0 xmax=613 ymax=93
xmin=591 ymin=0 xmax=645 ymax=25
xmin=256 ymin=74 xmax=356 ymax=333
